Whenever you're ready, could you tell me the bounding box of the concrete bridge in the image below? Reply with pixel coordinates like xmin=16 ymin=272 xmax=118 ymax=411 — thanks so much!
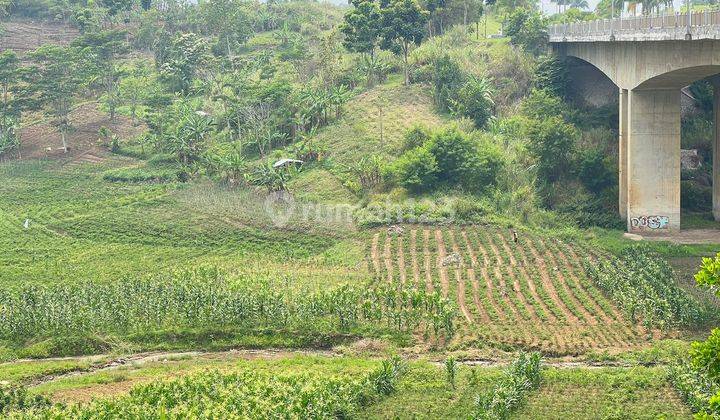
xmin=550 ymin=11 xmax=720 ymax=232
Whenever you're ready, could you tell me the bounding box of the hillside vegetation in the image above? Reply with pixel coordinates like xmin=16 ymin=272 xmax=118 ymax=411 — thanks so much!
xmin=2 ymin=0 xmax=720 ymax=418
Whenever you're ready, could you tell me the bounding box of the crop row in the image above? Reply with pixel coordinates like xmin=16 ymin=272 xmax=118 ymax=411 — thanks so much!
xmin=370 ymin=226 xmax=641 ymax=354
xmin=0 ymin=267 xmax=456 ymax=342
xmin=584 ymin=244 xmax=708 ymax=330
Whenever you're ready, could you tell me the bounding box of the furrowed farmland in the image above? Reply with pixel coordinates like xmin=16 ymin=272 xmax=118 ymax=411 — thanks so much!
xmin=370 ymin=226 xmax=647 ymax=354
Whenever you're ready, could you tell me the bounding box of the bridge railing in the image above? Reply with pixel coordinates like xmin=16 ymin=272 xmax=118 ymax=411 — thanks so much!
xmin=549 ymin=10 xmax=720 ymax=39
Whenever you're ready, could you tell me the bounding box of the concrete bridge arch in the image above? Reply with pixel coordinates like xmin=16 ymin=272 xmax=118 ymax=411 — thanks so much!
xmin=551 ymin=16 xmax=720 ymax=232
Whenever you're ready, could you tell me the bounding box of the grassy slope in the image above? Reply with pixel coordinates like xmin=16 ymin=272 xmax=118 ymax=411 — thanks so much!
xmin=0 ymin=157 xmax=366 ymax=286
xmin=287 ymin=78 xmax=446 ymax=204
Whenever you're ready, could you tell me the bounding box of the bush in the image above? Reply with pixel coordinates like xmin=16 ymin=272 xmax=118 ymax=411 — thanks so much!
xmin=524 ymin=116 xmax=577 ymax=184
xmin=682 ymin=180 xmax=712 ymax=212
xmin=668 ymin=362 xmax=719 ymax=416
xmin=520 ymin=89 xmax=566 ymax=121
xmin=450 ymin=77 xmax=494 ymax=129
xmin=0 ymin=384 xmax=52 ymax=415
xmin=433 ymin=55 xmax=465 ymax=111
xmin=427 ymin=127 xmax=503 ymax=192
xmin=504 ymin=9 xmax=549 ymax=55
xmin=400 ymin=125 xmax=432 ymax=153
xmin=534 ymin=55 xmax=569 ymax=99
xmin=389 ymin=146 xmax=439 ymax=193
xmin=577 ymin=148 xmax=615 ymax=194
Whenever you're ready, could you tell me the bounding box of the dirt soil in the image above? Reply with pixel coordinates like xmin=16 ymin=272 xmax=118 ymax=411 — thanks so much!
xmin=17 ymin=102 xmax=146 ymax=161
xmin=639 ymin=229 xmax=720 ymax=247
xmin=0 ymin=20 xmax=79 ymax=54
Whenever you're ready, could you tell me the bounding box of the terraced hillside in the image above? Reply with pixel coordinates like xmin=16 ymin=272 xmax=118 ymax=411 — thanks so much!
xmin=369 ymin=226 xmax=651 ymax=355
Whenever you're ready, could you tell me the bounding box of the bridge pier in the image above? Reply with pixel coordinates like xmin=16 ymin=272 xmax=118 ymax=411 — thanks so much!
xmin=626 ymin=89 xmax=681 ymax=232
xmin=713 ymin=78 xmax=720 ymax=221
xmin=619 ymin=89 xmax=628 ymax=222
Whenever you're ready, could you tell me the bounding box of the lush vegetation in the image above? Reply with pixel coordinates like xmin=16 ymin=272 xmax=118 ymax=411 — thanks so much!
xmin=584 ymin=245 xmax=709 ymax=330
xmin=472 ymin=352 xmax=542 ymax=419
xmin=3 ymin=357 xmax=406 ymax=418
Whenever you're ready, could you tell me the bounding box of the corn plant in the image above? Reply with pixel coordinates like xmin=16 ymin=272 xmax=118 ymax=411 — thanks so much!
xmin=583 ymin=245 xmax=707 ymax=330
xmin=472 ymin=352 xmax=542 ymax=420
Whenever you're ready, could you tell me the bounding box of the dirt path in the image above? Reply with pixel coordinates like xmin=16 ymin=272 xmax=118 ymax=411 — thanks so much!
xmin=524 ymin=238 xmax=582 ymax=327
xmin=396 ymin=235 xmax=407 ymax=286
xmin=460 ymin=231 xmax=492 ymax=323
xmin=447 ymin=231 xmax=473 ymax=324
xmin=384 ymin=235 xmax=394 ymax=284
xmin=434 ymin=229 xmax=450 ymax=298
xmin=410 ymin=229 xmax=421 ymax=288
xmin=371 ymin=233 xmax=381 ymax=278
xmin=423 ymin=229 xmax=434 ymax=293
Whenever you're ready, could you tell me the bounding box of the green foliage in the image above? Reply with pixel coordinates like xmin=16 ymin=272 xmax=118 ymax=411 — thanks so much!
xmin=696 ymin=252 xmax=720 ymax=291
xmin=427 ymin=127 xmax=503 ymax=192
xmin=682 ymin=180 xmax=712 ymax=212
xmin=584 ymin=245 xmax=707 ymax=329
xmin=449 ymin=76 xmax=494 ymax=129
xmin=390 ymin=146 xmax=439 ymax=192
xmin=472 ymin=352 xmax=542 ymax=419
xmin=520 ymin=88 xmax=566 ymax=120
xmin=0 ymin=267 xmax=456 ymax=344
xmin=102 ymin=166 xmax=183 ymax=183
xmin=534 ymin=55 xmax=569 ymax=99
xmin=444 ymin=356 xmax=458 ymax=390
xmin=577 ymin=148 xmax=615 ymax=194
xmin=159 ymin=32 xmax=210 ymax=93
xmin=524 ymin=116 xmax=577 ymax=184
xmin=503 ymin=9 xmax=548 ymax=55
xmin=669 ymin=362 xmax=720 ymax=417
xmin=0 ymin=384 xmax=51 ymax=415
xmin=433 ymin=55 xmax=465 ymax=111
xmin=23 ymin=45 xmax=92 ymax=152
xmin=400 ymin=124 xmax=432 ymax=152
xmin=341 ymin=0 xmax=382 ymax=58
xmin=380 ymin=0 xmax=430 ymax=85
xmin=8 ymin=359 xmax=405 ymax=418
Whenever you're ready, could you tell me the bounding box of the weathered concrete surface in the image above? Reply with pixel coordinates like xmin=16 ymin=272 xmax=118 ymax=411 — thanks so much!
xmin=554 ymin=41 xmax=720 ymax=91
xmin=619 ymin=89 xmax=628 ymax=221
xmin=714 ymin=77 xmax=720 ymax=221
xmin=626 ymin=89 xmax=681 ymax=232
xmin=552 ymin=35 xmax=720 ymax=231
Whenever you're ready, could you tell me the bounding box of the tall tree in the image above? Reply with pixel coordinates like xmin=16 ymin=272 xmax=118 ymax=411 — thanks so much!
xmin=380 ymin=0 xmax=430 ymax=86
xmin=73 ymin=29 xmax=129 ymax=121
xmin=24 ymin=46 xmax=90 ymax=153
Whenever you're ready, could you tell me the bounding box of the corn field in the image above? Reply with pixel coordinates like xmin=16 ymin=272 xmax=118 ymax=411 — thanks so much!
xmin=0 ymin=267 xmax=456 ymax=342
xmin=4 ymin=358 xmax=407 ymax=419
xmin=584 ymin=245 xmax=708 ymax=330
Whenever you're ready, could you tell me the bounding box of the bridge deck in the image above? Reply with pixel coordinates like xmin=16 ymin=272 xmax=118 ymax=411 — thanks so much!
xmin=550 ymin=11 xmax=720 ymax=42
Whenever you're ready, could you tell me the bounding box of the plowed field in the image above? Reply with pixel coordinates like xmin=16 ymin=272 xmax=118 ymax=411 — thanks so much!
xmin=370 ymin=226 xmax=653 ymax=355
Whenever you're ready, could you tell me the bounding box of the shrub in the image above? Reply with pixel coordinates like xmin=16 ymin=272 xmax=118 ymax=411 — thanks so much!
xmin=427 ymin=127 xmax=503 ymax=192
xmin=519 ymin=89 xmax=566 ymax=121
xmin=534 ymin=55 xmax=569 ymax=99
xmin=450 ymin=77 xmax=495 ymax=129
xmin=524 ymin=116 xmax=577 ymax=184
xmin=503 ymin=9 xmax=549 ymax=55
xmin=577 ymin=148 xmax=615 ymax=194
xmin=400 ymin=125 xmax=432 ymax=152
xmin=669 ymin=361 xmax=720 ymax=416
xmin=681 ymin=180 xmax=712 ymax=212
xmin=389 ymin=146 xmax=439 ymax=193
xmin=433 ymin=55 xmax=465 ymax=111
xmin=0 ymin=384 xmax=52 ymax=415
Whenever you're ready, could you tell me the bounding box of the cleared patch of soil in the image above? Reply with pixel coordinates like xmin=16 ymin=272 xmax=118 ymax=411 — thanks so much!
xmin=17 ymin=102 xmax=145 ymax=161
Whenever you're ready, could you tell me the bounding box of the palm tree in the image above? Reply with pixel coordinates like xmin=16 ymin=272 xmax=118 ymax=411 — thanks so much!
xmin=568 ymin=0 xmax=589 ymax=9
